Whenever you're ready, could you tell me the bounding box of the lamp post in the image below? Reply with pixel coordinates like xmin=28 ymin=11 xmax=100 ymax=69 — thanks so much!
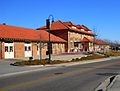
xmin=46 ymin=15 xmax=54 ymax=63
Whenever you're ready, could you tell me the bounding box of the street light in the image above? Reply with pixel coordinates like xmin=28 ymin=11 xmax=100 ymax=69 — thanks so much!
xmin=46 ymin=15 xmax=54 ymax=63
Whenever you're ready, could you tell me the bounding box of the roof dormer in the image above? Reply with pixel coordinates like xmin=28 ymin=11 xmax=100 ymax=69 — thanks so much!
xmin=71 ymin=26 xmax=77 ymax=29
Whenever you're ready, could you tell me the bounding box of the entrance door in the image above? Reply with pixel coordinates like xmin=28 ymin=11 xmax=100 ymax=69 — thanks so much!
xmin=82 ymin=43 xmax=89 ymax=52
xmin=4 ymin=43 xmax=14 ymax=59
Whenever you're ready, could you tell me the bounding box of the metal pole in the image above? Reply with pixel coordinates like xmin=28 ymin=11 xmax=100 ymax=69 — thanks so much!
xmin=48 ymin=28 xmax=51 ymax=63
xmin=46 ymin=15 xmax=54 ymax=64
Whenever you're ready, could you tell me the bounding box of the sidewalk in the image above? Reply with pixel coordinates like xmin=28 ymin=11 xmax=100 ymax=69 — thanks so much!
xmin=0 ymin=56 xmax=120 ymax=78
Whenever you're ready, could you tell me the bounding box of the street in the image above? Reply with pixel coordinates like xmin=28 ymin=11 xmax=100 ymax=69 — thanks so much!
xmin=0 ymin=58 xmax=120 ymax=91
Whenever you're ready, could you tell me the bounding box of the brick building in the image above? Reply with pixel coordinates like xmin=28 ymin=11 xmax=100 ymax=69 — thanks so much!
xmin=94 ymin=39 xmax=110 ymax=53
xmin=38 ymin=20 xmax=96 ymax=53
xmin=0 ymin=24 xmax=66 ymax=59
xmin=0 ymin=20 xmax=110 ymax=59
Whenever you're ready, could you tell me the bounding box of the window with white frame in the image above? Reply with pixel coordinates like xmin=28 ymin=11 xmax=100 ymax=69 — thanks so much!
xmin=5 ymin=46 xmax=8 ymax=52
xmin=24 ymin=44 xmax=31 ymax=51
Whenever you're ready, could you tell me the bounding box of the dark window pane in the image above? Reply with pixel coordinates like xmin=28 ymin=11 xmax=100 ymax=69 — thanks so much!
xmin=10 ymin=46 xmax=13 ymax=52
xmin=5 ymin=46 xmax=8 ymax=52
xmin=28 ymin=46 xmax=31 ymax=51
xmin=25 ymin=46 xmax=27 ymax=51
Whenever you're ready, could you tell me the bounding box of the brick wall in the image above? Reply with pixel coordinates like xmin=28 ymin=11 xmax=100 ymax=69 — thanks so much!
xmin=14 ymin=42 xmax=24 ymax=58
xmin=2 ymin=42 xmax=4 ymax=59
xmin=32 ymin=43 xmax=37 ymax=58
xmin=51 ymin=30 xmax=68 ymax=52
xmin=41 ymin=43 xmax=47 ymax=56
xmin=0 ymin=41 xmax=2 ymax=59
xmin=52 ymin=43 xmax=65 ymax=55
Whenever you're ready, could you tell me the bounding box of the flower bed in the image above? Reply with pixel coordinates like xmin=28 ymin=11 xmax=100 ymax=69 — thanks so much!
xmin=11 ymin=59 xmax=69 ymax=66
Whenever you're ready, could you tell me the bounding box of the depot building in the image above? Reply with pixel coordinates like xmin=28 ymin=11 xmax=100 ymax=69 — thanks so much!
xmin=0 ymin=20 xmax=110 ymax=59
xmin=0 ymin=23 xmax=66 ymax=59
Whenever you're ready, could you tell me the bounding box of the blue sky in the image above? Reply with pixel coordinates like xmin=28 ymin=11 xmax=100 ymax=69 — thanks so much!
xmin=0 ymin=0 xmax=120 ymax=42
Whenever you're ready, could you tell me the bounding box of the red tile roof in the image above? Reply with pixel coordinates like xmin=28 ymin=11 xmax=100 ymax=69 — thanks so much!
xmin=0 ymin=24 xmax=66 ymax=42
xmin=81 ymin=25 xmax=91 ymax=31
xmin=81 ymin=37 xmax=92 ymax=42
xmin=38 ymin=20 xmax=96 ymax=36
xmin=35 ymin=30 xmax=66 ymax=42
xmin=51 ymin=20 xmax=69 ymax=30
xmin=63 ymin=22 xmax=73 ymax=26
xmin=94 ymin=39 xmax=109 ymax=45
xmin=0 ymin=24 xmax=37 ymax=41
xmin=37 ymin=20 xmax=69 ymax=30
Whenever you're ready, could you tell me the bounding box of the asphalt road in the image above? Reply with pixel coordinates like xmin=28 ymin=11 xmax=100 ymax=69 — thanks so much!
xmin=0 ymin=58 xmax=120 ymax=91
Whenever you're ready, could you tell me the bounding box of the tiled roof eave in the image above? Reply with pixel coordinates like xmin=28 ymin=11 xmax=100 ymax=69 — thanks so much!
xmin=0 ymin=38 xmax=66 ymax=43
xmin=69 ymin=29 xmax=95 ymax=36
xmin=0 ymin=38 xmax=34 ymax=42
xmin=51 ymin=41 xmax=66 ymax=43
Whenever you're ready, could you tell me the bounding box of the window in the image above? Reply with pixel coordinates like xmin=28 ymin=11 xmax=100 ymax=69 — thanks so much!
xmin=74 ymin=43 xmax=79 ymax=47
xmin=25 ymin=46 xmax=31 ymax=51
xmin=28 ymin=46 xmax=31 ymax=51
xmin=81 ymin=29 xmax=84 ymax=31
xmin=71 ymin=26 xmax=77 ymax=29
xmin=25 ymin=46 xmax=27 ymax=51
xmin=10 ymin=46 xmax=13 ymax=52
xmin=5 ymin=46 xmax=8 ymax=52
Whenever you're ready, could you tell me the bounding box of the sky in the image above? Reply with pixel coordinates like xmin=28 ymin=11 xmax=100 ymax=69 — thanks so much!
xmin=0 ymin=0 xmax=120 ymax=42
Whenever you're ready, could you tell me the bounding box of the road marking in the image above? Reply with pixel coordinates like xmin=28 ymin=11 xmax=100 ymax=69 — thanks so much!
xmin=0 ymin=61 xmax=120 ymax=91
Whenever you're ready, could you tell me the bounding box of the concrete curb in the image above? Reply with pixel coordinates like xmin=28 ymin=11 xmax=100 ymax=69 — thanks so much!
xmin=94 ymin=75 xmax=117 ymax=91
xmin=28 ymin=56 xmax=120 ymax=68
xmin=107 ymin=75 xmax=119 ymax=90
